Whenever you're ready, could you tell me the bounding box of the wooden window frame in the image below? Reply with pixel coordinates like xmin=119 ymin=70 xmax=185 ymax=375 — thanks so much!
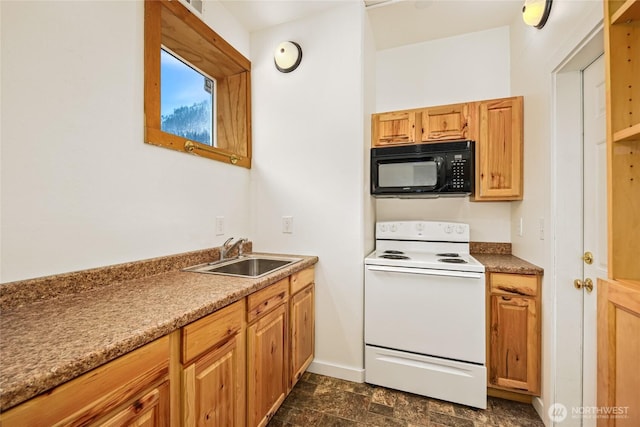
xmin=144 ymin=0 xmax=252 ymax=168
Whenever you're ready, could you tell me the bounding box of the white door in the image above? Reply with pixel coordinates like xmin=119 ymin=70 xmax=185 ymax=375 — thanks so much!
xmin=580 ymin=54 xmax=607 ymax=427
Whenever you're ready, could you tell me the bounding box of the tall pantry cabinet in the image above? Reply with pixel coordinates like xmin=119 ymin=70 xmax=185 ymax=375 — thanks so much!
xmin=598 ymin=1 xmax=640 ymax=426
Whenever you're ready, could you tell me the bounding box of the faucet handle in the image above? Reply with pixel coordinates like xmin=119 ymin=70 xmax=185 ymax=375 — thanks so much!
xmin=223 ymin=237 xmax=234 ymax=247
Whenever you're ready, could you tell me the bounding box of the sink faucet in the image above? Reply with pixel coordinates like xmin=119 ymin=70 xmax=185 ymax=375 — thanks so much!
xmin=221 ymin=237 xmax=247 ymax=260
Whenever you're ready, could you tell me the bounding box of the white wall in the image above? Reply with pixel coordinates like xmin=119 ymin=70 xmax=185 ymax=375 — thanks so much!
xmin=376 ymin=26 xmax=511 ymax=112
xmin=508 ymin=1 xmax=603 ymax=423
xmin=0 ymin=1 xmax=252 ymax=282
xmin=250 ymin=3 xmax=369 ymax=380
xmin=375 ymin=27 xmax=512 ymax=242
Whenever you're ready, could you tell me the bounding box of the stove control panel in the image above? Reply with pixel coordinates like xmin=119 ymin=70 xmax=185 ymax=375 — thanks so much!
xmin=376 ymin=221 xmax=470 ymax=242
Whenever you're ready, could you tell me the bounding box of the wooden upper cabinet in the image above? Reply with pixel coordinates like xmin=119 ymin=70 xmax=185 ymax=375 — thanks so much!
xmin=372 ymin=111 xmax=417 ymax=146
xmin=371 ymin=96 xmax=524 ymax=201
xmin=420 ymin=103 xmax=469 ymax=142
xmin=474 ymin=96 xmax=524 ymax=201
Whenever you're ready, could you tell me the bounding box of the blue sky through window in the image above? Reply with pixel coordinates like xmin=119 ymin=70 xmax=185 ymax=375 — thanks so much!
xmin=160 ymin=49 xmax=211 ymax=115
xmin=160 ymin=49 xmax=214 ymax=146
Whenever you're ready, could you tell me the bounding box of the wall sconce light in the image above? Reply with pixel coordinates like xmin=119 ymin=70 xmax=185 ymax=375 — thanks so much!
xmin=274 ymin=41 xmax=302 ymax=73
xmin=522 ymin=0 xmax=552 ymax=29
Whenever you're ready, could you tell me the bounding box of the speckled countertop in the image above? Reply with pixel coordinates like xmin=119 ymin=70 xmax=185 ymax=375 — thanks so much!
xmin=0 ymin=248 xmax=318 ymax=411
xmin=473 ymin=254 xmax=543 ymax=275
xmin=470 ymin=242 xmax=543 ymax=275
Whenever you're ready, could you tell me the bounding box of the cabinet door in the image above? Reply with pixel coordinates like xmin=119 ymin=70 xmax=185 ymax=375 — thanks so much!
xmin=0 ymin=337 xmax=170 ymax=427
xmin=475 ymin=97 xmax=523 ymax=200
xmin=372 ymin=111 xmax=416 ymax=146
xmin=290 ymin=284 xmax=314 ymax=388
xmin=183 ymin=334 xmax=245 ymax=427
xmin=247 ymin=304 xmax=288 ymax=427
xmin=489 ymin=294 xmax=539 ymax=394
xmin=420 ymin=104 xmax=468 ymax=142
xmin=597 ymin=278 xmax=640 ymax=426
xmin=99 ymin=381 xmax=170 ymax=427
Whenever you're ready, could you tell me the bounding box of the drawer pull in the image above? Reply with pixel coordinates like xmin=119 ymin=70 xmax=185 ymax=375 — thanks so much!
xmin=497 ymin=285 xmax=528 ymax=296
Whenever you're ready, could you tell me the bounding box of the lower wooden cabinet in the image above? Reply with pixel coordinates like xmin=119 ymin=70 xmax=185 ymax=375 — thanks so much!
xmin=247 ymin=279 xmax=289 ymax=427
xmin=0 ymin=267 xmax=316 ymax=427
xmin=181 ymin=299 xmax=246 ymax=427
xmin=597 ymin=278 xmax=640 ymax=426
xmin=100 ymin=380 xmax=171 ymax=427
xmin=289 ymin=267 xmax=315 ymax=389
xmin=0 ymin=336 xmax=171 ymax=427
xmin=487 ymin=273 xmax=541 ymax=396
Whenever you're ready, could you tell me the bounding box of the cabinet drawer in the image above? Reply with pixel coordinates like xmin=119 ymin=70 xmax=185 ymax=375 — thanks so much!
xmin=490 ymin=273 xmax=538 ymax=297
xmin=290 ymin=266 xmax=315 ymax=295
xmin=182 ymin=299 xmax=245 ymax=364
xmin=247 ymin=278 xmax=289 ymax=323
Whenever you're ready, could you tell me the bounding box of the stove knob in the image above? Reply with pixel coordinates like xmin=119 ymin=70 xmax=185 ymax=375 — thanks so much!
xmin=456 ymin=225 xmax=465 ymax=234
xmin=379 ymin=224 xmax=387 ymax=232
xmin=390 ymin=224 xmax=397 ymax=232
xmin=416 ymin=223 xmax=424 ymax=231
xmin=444 ymin=225 xmax=453 ymax=234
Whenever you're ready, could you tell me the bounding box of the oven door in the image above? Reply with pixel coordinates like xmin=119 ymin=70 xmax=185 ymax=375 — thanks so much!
xmin=371 ymin=155 xmax=446 ymax=196
xmin=364 ymin=264 xmax=485 ymax=364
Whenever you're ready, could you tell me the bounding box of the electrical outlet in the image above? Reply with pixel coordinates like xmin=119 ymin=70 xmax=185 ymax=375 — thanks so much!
xmin=282 ymin=216 xmax=293 ymax=234
xmin=215 ymin=216 xmax=225 ymax=236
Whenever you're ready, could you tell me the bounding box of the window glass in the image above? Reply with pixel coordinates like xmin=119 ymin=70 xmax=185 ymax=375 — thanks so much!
xmin=160 ymin=48 xmax=215 ymax=147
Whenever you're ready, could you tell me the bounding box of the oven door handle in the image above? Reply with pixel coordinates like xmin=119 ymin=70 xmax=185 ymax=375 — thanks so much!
xmin=366 ymin=265 xmax=484 ymax=279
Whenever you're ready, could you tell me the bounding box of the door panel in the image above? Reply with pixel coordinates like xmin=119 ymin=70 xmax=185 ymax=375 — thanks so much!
xmin=583 ymin=54 xmax=607 ymax=427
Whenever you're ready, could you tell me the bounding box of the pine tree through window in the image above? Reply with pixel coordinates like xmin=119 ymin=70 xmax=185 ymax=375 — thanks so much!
xmin=160 ymin=48 xmax=215 ymax=147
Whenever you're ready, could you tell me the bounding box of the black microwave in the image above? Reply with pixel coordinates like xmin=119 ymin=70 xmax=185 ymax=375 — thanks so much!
xmin=371 ymin=140 xmax=474 ymax=198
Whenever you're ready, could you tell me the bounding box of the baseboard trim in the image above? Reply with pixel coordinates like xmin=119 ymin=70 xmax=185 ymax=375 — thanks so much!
xmin=307 ymin=359 xmax=365 ymax=383
xmin=532 ymin=396 xmax=546 ymax=426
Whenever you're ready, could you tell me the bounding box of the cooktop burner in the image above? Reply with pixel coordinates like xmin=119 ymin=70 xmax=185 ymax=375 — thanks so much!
xmin=438 ymin=258 xmax=468 ymax=264
xmin=437 ymin=253 xmax=460 ymax=257
xmin=380 ymin=254 xmax=410 ymax=260
xmin=384 ymin=250 xmax=405 ymax=255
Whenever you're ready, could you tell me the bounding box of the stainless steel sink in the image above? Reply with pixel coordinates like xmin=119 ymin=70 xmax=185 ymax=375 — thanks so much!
xmin=184 ymin=255 xmax=301 ymax=278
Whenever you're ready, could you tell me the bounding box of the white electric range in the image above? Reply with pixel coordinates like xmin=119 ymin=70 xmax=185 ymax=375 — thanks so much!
xmin=364 ymin=220 xmax=487 ymax=409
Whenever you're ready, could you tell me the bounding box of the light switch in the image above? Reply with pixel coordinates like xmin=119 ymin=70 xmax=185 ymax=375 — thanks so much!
xmin=215 ymin=216 xmax=225 ymax=236
xmin=282 ymin=216 xmax=293 ymax=234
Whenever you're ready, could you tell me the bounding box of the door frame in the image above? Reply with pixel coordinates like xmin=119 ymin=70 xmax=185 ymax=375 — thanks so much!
xmin=550 ymin=25 xmax=603 ymax=426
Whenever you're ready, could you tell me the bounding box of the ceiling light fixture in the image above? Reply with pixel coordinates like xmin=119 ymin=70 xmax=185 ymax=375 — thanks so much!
xmin=274 ymin=41 xmax=302 ymax=73
xmin=522 ymin=0 xmax=552 ymax=29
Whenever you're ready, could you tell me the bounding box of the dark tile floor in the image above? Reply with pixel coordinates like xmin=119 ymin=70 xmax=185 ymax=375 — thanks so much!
xmin=268 ymin=373 xmax=545 ymax=427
